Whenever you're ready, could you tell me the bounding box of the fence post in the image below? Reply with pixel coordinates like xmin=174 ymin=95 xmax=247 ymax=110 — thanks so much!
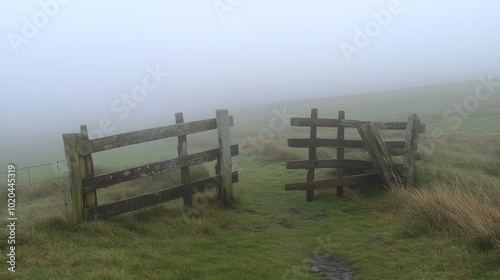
xmin=176 ymin=112 xmax=193 ymax=206
xmin=336 ymin=111 xmax=345 ymax=197
xmin=306 ymin=108 xmax=318 ymax=202
xmin=216 ymin=109 xmax=234 ymax=206
xmin=27 ymin=168 xmax=31 ymax=186
xmin=63 ymin=127 xmax=98 ymax=222
xmin=402 ymin=114 xmax=420 ymax=184
xmin=80 ymin=126 xmax=98 ymax=214
xmin=63 ymin=133 xmax=85 ymax=223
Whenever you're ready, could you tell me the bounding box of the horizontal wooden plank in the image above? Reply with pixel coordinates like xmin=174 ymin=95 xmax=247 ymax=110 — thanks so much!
xmin=286 ymin=152 xmax=422 ymax=169
xmin=286 ymin=159 xmax=373 ymax=170
xmin=77 ymin=116 xmax=234 ymax=155
xmin=385 ymin=141 xmax=405 ymax=149
xmin=288 ymin=138 xmax=363 ymax=148
xmin=83 ymin=145 xmax=239 ymax=193
xmin=84 ymin=172 xmax=239 ymax=220
xmin=291 ymin=118 xmax=426 ymax=133
xmin=285 ymin=173 xmax=381 ymax=191
xmin=288 ymin=139 xmax=405 ymax=149
xmin=388 ymin=148 xmax=405 ymax=156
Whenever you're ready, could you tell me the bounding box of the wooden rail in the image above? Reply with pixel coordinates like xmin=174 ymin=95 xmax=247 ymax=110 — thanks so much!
xmin=63 ymin=110 xmax=238 ymax=222
xmin=291 ymin=118 xmax=426 ymax=132
xmin=285 ymin=109 xmax=424 ymax=201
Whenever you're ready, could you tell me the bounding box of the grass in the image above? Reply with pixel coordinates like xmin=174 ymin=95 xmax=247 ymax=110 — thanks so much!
xmin=390 ymin=132 xmax=500 ymax=251
xmin=1 ymin=82 xmax=500 ymax=279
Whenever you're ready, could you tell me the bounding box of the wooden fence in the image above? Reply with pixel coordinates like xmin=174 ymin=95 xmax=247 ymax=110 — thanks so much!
xmin=63 ymin=110 xmax=238 ymax=222
xmin=285 ymin=109 xmax=425 ymax=201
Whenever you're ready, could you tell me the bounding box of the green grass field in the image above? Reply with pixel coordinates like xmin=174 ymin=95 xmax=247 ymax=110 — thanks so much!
xmin=1 ymin=80 xmax=499 ymax=279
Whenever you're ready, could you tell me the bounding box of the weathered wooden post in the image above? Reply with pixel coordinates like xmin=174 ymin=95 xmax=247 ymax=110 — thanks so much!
xmin=336 ymin=111 xmax=345 ymax=197
xmin=306 ymin=108 xmax=319 ymax=202
xmin=63 ymin=127 xmax=97 ymax=223
xmin=176 ymin=112 xmax=193 ymax=206
xmin=216 ymin=109 xmax=234 ymax=206
xmin=402 ymin=114 xmax=421 ymax=184
xmin=80 ymin=125 xmax=97 ymax=214
xmin=358 ymin=123 xmax=398 ymax=187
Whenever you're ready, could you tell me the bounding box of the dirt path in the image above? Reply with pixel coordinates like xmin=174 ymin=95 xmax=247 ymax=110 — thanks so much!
xmin=309 ymin=255 xmax=355 ymax=280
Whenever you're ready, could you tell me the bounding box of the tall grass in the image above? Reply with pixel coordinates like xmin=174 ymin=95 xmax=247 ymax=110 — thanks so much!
xmin=391 ymin=133 xmax=500 ymax=250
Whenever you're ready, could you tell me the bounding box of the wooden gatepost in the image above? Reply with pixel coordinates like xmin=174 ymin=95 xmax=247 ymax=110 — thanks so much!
xmin=285 ymin=109 xmax=424 ymax=201
xmin=401 ymin=114 xmax=421 ymax=184
xmin=63 ymin=109 xmax=238 ymax=222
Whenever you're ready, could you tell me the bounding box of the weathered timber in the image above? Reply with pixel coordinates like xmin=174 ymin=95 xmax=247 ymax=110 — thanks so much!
xmin=306 ymin=109 xmax=318 ymax=201
xmin=388 ymin=149 xmax=424 ymax=160
xmin=288 ymin=138 xmax=363 ymax=148
xmin=82 ymin=145 xmax=239 ymax=192
xmin=288 ymin=138 xmax=405 ymax=149
xmin=84 ymin=172 xmax=239 ymax=220
xmin=336 ymin=111 xmax=345 ymax=197
xmin=401 ymin=114 xmax=421 ymax=184
xmin=285 ymin=109 xmax=426 ymax=198
xmin=388 ymin=148 xmax=405 ymax=156
xmin=63 ymin=133 xmax=85 ymax=223
xmin=176 ymin=113 xmax=193 ymax=206
xmin=286 ymin=159 xmax=373 ymax=170
xmin=216 ymin=109 xmax=234 ymax=206
xmin=291 ymin=118 xmax=426 ymax=133
xmin=357 ymin=123 xmax=398 ymax=187
xmin=285 ymin=173 xmax=381 ymax=191
xmin=80 ymin=125 xmax=97 ymax=209
xmin=77 ymin=116 xmax=234 ymax=155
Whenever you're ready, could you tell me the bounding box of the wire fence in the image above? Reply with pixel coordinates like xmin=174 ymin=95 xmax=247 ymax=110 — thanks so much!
xmin=0 ymin=160 xmax=67 ymax=188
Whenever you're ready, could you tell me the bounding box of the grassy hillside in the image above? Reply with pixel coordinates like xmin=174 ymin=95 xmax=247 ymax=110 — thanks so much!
xmin=1 ymin=81 xmax=499 ymax=279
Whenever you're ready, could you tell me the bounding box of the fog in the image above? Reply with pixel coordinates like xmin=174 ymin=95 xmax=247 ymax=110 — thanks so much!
xmin=1 ymin=0 xmax=500 ymax=167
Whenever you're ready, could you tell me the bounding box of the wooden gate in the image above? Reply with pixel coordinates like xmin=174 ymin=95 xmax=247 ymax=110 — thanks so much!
xmin=63 ymin=110 xmax=238 ymax=222
xmin=285 ymin=109 xmax=425 ymax=201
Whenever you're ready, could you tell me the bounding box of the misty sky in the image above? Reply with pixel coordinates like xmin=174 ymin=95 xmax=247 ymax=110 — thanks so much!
xmin=1 ymin=0 xmax=500 ymax=166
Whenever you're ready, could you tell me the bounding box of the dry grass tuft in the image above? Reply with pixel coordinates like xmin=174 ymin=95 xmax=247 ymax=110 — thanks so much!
xmin=391 ymin=133 xmax=500 ymax=250
xmin=392 ymin=185 xmax=500 ymax=249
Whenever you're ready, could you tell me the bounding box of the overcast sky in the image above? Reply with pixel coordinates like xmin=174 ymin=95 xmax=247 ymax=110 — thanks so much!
xmin=1 ymin=0 xmax=500 ymax=166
